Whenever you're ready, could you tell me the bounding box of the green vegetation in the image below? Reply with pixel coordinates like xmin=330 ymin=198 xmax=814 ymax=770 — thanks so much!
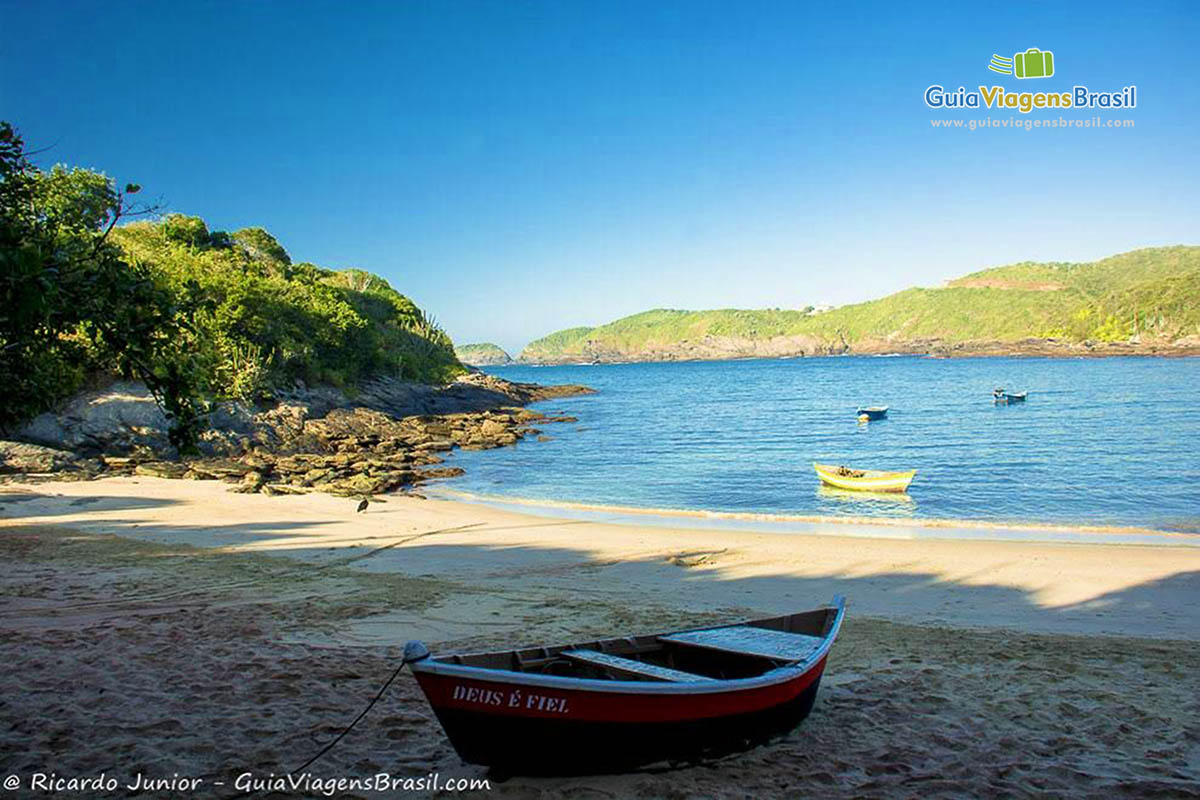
xmin=518 ymin=326 xmax=597 ymax=362
xmin=0 ymin=122 xmax=207 ymax=446
xmin=520 ymin=246 xmax=1200 ymax=361
xmin=113 ymin=219 xmax=462 ymax=395
xmin=454 ymin=342 xmax=512 ymax=365
xmin=0 ymin=123 xmax=462 ymax=447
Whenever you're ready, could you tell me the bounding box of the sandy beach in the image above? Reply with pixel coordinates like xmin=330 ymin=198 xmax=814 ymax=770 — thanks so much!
xmin=2 ymin=476 xmax=1199 ymax=798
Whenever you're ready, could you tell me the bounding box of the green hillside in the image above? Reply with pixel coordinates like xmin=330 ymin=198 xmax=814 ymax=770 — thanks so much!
xmin=113 ymin=216 xmax=464 ymax=396
xmin=520 ymin=326 xmax=597 ymax=362
xmin=0 ymin=121 xmax=462 ymax=446
xmin=519 ymin=246 xmax=1200 ymax=362
xmin=454 ymin=342 xmax=512 ymax=365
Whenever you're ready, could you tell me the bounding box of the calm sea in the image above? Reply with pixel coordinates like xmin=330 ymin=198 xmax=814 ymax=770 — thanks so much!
xmin=440 ymin=356 xmax=1200 ymax=533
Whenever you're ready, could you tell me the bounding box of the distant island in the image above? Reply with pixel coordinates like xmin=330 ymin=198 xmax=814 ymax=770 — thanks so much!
xmin=455 ymin=343 xmax=513 ymax=366
xmin=519 ymin=246 xmax=1200 ymax=363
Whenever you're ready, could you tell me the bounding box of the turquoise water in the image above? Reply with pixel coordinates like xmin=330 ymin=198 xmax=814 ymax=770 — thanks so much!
xmin=443 ymin=357 xmax=1200 ymax=532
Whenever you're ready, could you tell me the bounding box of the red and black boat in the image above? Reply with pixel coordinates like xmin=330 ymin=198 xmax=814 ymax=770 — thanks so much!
xmin=405 ymin=597 xmax=845 ymax=773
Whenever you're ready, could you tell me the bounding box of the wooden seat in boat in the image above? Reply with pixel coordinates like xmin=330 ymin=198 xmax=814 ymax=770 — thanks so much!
xmin=561 ymin=649 xmax=716 ymax=682
xmin=659 ymin=626 xmax=825 ymax=662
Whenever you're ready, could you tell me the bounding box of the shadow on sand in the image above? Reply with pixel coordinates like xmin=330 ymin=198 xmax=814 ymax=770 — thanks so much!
xmin=2 ymin=500 xmax=1198 ymax=798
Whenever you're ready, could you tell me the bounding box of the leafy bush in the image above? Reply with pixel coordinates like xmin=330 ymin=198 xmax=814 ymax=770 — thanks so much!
xmin=0 ymin=123 xmax=207 ymax=447
xmin=0 ymin=122 xmax=463 ymax=446
xmin=114 ymin=220 xmax=463 ymax=396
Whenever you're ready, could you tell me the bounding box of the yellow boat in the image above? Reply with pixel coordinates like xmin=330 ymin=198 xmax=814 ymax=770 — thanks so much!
xmin=813 ymin=462 xmax=916 ymax=493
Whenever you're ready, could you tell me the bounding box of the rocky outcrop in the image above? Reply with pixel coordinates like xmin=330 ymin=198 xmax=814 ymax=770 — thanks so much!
xmin=17 ymin=381 xmax=174 ymax=455
xmin=13 ymin=374 xmax=592 ymax=457
xmin=80 ymin=406 xmax=579 ymax=497
xmin=844 ymin=336 xmax=1200 ymax=358
xmin=3 ymin=374 xmax=593 ymax=496
xmin=524 ymin=333 xmax=846 ymax=364
xmin=0 ymin=441 xmax=89 ymax=474
xmin=518 ymin=333 xmax=1200 ymax=365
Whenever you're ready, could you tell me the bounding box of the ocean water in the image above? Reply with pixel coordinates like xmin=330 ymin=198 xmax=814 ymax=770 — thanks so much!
xmin=441 ymin=357 xmax=1200 ymax=533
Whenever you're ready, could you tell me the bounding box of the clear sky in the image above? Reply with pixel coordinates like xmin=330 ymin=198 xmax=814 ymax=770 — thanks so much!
xmin=4 ymin=1 xmax=1198 ymax=354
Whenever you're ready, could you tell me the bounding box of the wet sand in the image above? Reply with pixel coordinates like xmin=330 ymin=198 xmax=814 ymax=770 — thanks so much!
xmin=1 ymin=478 xmax=1198 ymax=798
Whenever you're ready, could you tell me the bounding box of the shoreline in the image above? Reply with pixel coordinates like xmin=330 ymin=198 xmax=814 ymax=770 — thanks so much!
xmin=509 ymin=347 xmax=1200 ymax=367
xmin=425 ymin=486 xmax=1200 ymax=544
xmin=4 ymin=475 xmax=1200 ymax=640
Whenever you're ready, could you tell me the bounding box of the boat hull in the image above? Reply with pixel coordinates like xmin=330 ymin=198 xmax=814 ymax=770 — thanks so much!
xmin=412 ymin=657 xmax=827 ymax=773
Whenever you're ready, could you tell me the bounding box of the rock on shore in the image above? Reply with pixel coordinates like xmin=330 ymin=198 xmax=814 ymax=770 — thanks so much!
xmin=1 ymin=373 xmax=592 ymax=496
xmin=519 ymin=333 xmax=1200 ymax=364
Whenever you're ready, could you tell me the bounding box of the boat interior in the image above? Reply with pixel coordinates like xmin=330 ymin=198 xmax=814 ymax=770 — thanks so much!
xmin=815 ymin=463 xmax=913 ymax=480
xmin=433 ymin=606 xmax=840 ymax=684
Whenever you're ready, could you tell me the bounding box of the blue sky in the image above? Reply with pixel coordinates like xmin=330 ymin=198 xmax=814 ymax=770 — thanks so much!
xmin=4 ymin=1 xmax=1198 ymax=354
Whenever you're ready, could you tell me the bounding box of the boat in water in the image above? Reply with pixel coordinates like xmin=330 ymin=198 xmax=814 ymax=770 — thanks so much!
xmin=993 ymin=388 xmax=1028 ymax=403
xmin=855 ymin=405 xmax=888 ymax=420
xmin=813 ymin=462 xmax=916 ymax=493
xmin=406 ymin=598 xmax=845 ymax=774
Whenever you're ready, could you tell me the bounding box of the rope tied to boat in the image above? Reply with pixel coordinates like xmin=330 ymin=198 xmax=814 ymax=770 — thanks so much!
xmin=290 ymin=641 xmax=431 ymax=775
xmin=223 ymin=642 xmax=430 ymax=799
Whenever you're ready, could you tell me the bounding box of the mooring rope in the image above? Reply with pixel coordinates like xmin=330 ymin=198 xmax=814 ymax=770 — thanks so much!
xmin=222 ymin=648 xmax=426 ymax=799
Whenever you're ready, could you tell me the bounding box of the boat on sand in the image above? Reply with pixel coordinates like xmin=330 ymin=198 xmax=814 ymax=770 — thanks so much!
xmin=813 ymin=462 xmax=916 ymax=493
xmin=406 ymin=598 xmax=845 ymax=774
